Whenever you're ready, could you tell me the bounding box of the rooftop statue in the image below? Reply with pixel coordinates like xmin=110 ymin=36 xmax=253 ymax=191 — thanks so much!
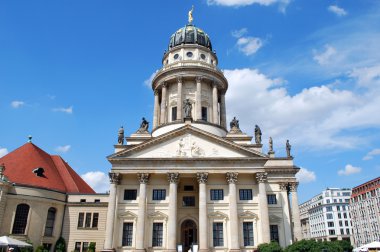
xmin=118 ymin=126 xmax=124 ymax=145
xmin=230 ymin=117 xmax=239 ymax=129
xmin=137 ymin=117 xmax=149 ymax=133
xmin=188 ymin=5 xmax=194 ymax=24
xmin=286 ymin=139 xmax=292 ymax=158
xmin=269 ymin=137 xmax=274 ymax=153
xmin=254 ymin=125 xmax=262 ymax=144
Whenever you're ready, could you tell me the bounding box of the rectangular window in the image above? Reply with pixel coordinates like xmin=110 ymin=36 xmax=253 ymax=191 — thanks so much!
xmin=270 ymin=225 xmax=279 ymax=243
xmin=122 ymin=223 xmax=133 ymax=246
xmin=213 ymin=222 xmax=224 ymax=247
xmin=339 ymin=221 xmax=343 ymax=227
xmin=343 ymin=213 xmax=347 ymax=219
xmin=124 ymin=190 xmax=137 ymax=200
xmin=338 ymin=213 xmax=341 ymax=219
xmin=77 ymin=213 xmax=84 ymax=228
xmin=329 ymin=229 xmax=335 ymax=235
xmin=267 ymin=194 xmax=277 ymax=204
xmin=152 ymin=223 xmax=163 ymax=247
xmin=152 ymin=189 xmax=166 ymax=200
xmin=326 ymin=213 xmax=333 ymax=219
xmin=201 ymin=107 xmax=207 ymax=121
xmin=210 ymin=189 xmax=224 ymax=200
xmin=85 ymin=213 xmax=92 ymax=228
xmin=346 ymin=228 xmax=350 ymax=234
xmin=92 ymin=213 xmax=99 ymax=228
xmin=74 ymin=242 xmax=81 ymax=252
xmin=340 ymin=229 xmax=344 ymax=235
xmin=243 ymin=222 xmax=254 ymax=246
xmin=345 ymin=221 xmax=349 ymax=226
xmin=239 ymin=189 xmax=253 ymax=200
xmin=328 ymin=222 xmax=334 ymax=227
xmin=326 ymin=206 xmax=333 ymax=212
xmin=183 ymin=196 xmax=195 ymax=206
xmin=172 ymin=107 xmax=177 ymax=121
xmin=184 ymin=185 xmax=194 ymax=191
xmin=82 ymin=242 xmax=89 ymax=252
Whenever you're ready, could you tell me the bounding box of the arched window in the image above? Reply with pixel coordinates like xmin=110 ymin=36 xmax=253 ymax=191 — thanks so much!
xmin=44 ymin=207 xmax=56 ymax=236
xmin=12 ymin=204 xmax=30 ymax=234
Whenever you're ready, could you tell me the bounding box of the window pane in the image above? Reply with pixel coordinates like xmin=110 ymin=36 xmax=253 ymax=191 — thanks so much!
xmin=153 ymin=189 xmax=166 ymax=200
xmin=74 ymin=242 xmax=81 ymax=252
xmin=270 ymin=225 xmax=279 ymax=243
xmin=78 ymin=213 xmax=84 ymax=228
xmin=82 ymin=242 xmax=89 ymax=252
xmin=243 ymin=222 xmax=254 ymax=246
xmin=12 ymin=204 xmax=30 ymax=234
xmin=85 ymin=213 xmax=92 ymax=228
xmin=92 ymin=213 xmax=99 ymax=228
xmin=124 ymin=190 xmax=137 ymax=200
xmin=213 ymin=222 xmax=224 ymax=247
xmin=211 ymin=189 xmax=224 ymax=200
xmin=239 ymin=189 xmax=252 ymax=200
xmin=122 ymin=222 xmax=133 ymax=246
xmin=152 ymin=223 xmax=163 ymax=247
xmin=44 ymin=207 xmax=56 ymax=236
xmin=183 ymin=196 xmax=195 ymax=206
xmin=172 ymin=107 xmax=177 ymax=121
xmin=201 ymin=107 xmax=207 ymax=121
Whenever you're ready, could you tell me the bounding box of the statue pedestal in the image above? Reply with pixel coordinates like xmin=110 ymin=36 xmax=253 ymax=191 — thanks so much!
xmin=184 ymin=117 xmax=193 ymax=124
xmin=268 ymin=151 xmax=275 ymax=158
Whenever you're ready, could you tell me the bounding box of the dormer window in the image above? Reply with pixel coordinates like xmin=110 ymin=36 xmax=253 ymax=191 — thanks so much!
xmin=33 ymin=167 xmax=45 ymax=177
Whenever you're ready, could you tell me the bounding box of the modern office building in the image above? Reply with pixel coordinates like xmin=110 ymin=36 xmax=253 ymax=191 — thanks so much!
xmin=350 ymin=177 xmax=380 ymax=247
xmin=299 ymin=188 xmax=353 ymax=243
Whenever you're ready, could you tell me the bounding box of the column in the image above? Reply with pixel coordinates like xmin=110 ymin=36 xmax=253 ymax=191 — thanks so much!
xmin=290 ymin=182 xmax=302 ymax=241
xmin=153 ymin=90 xmax=159 ymax=128
xmin=196 ymin=77 xmax=202 ymax=120
xmin=167 ymin=173 xmax=179 ymax=252
xmin=136 ymin=173 xmax=150 ymax=252
xmin=197 ymin=172 xmax=209 ymax=252
xmin=160 ymin=83 xmax=167 ymax=124
xmin=256 ymin=172 xmax=270 ymax=243
xmin=177 ymin=77 xmax=183 ymax=121
xmin=104 ymin=172 xmax=120 ymax=250
xmin=220 ymin=93 xmax=227 ymax=128
xmin=279 ymin=183 xmax=293 ymax=246
xmin=226 ymin=172 xmax=239 ymax=251
xmin=212 ymin=83 xmax=218 ymax=124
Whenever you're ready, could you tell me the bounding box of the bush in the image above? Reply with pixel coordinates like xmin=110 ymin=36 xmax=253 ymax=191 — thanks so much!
xmin=258 ymin=241 xmax=283 ymax=252
xmin=285 ymin=239 xmax=353 ymax=252
xmin=54 ymin=237 xmax=66 ymax=252
xmin=88 ymin=242 xmax=96 ymax=252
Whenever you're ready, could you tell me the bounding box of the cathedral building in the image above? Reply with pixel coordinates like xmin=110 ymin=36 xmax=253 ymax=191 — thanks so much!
xmin=104 ymin=17 xmax=302 ymax=252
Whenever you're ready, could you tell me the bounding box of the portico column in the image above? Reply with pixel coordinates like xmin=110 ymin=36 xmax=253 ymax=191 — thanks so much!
xmin=226 ymin=172 xmax=239 ymax=251
xmin=160 ymin=83 xmax=167 ymax=124
xmin=256 ymin=172 xmax=270 ymax=243
xmin=136 ymin=173 xmax=150 ymax=252
xmin=167 ymin=173 xmax=179 ymax=252
xmin=153 ymin=90 xmax=159 ymax=128
xmin=212 ymin=83 xmax=218 ymax=124
xmin=104 ymin=172 xmax=120 ymax=250
xmin=196 ymin=77 xmax=202 ymax=120
xmin=197 ymin=172 xmax=209 ymax=252
xmin=177 ymin=77 xmax=183 ymax=121
xmin=290 ymin=182 xmax=302 ymax=241
xmin=220 ymin=93 xmax=227 ymax=128
xmin=279 ymin=183 xmax=293 ymax=246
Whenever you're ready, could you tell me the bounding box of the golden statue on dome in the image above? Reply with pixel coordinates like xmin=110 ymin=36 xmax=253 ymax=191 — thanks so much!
xmin=188 ymin=5 xmax=194 ymax=24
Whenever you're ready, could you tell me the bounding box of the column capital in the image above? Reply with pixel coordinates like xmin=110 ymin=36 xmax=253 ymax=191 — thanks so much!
xmin=161 ymin=82 xmax=167 ymax=88
xmin=154 ymin=89 xmax=159 ymax=96
xmin=279 ymin=182 xmax=290 ymax=191
xmin=256 ymin=172 xmax=268 ymax=183
xmin=289 ymin=182 xmax=299 ymax=192
xmin=109 ymin=172 xmax=120 ymax=184
xmin=196 ymin=76 xmax=202 ymax=83
xmin=212 ymin=81 xmax=218 ymax=89
xmin=177 ymin=76 xmax=183 ymax=83
xmin=137 ymin=173 xmax=150 ymax=184
xmin=226 ymin=172 xmax=238 ymax=184
xmin=167 ymin=172 xmax=180 ymax=184
xmin=197 ymin=172 xmax=208 ymax=184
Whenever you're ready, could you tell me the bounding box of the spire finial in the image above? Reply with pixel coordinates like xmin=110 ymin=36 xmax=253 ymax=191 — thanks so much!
xmin=28 ymin=135 xmax=32 ymax=143
xmin=188 ymin=5 xmax=194 ymax=24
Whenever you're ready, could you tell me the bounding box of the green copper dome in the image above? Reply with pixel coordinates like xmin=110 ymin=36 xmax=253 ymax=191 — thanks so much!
xmin=168 ymin=24 xmax=212 ymax=51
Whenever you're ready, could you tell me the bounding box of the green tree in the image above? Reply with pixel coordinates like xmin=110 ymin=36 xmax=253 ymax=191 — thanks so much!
xmin=54 ymin=237 xmax=66 ymax=252
xmin=88 ymin=243 xmax=96 ymax=252
xmin=258 ymin=241 xmax=283 ymax=252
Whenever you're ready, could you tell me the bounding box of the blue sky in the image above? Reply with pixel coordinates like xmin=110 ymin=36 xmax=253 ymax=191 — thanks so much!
xmin=1 ymin=1 xmax=379 ymax=203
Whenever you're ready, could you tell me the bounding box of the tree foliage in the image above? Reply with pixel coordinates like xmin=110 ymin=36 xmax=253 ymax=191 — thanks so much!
xmin=284 ymin=239 xmax=353 ymax=252
xmin=54 ymin=237 xmax=66 ymax=252
xmin=258 ymin=241 xmax=283 ymax=252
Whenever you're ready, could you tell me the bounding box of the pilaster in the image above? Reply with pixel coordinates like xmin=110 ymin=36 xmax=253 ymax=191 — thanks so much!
xmin=290 ymin=182 xmax=302 ymax=241
xmin=226 ymin=172 xmax=239 ymax=251
xmin=167 ymin=173 xmax=179 ymax=252
xmin=197 ymin=172 xmax=208 ymax=252
xmin=256 ymin=172 xmax=270 ymax=243
xmin=136 ymin=173 xmax=150 ymax=252
xmin=279 ymin=182 xmax=293 ymax=246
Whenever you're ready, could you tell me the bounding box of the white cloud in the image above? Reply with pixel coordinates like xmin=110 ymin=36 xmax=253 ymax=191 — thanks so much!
xmin=232 ymin=28 xmax=248 ymax=38
xmin=224 ymin=66 xmax=380 ymax=149
xmin=313 ymin=44 xmax=337 ymax=65
xmin=349 ymin=65 xmax=380 ymax=88
xmin=11 ymin=101 xmax=25 ymax=108
xmin=296 ymin=167 xmax=316 ymax=183
xmin=55 ymin=145 xmax=71 ymax=153
xmin=363 ymin=148 xmax=380 ymax=160
xmin=236 ymin=37 xmax=263 ymax=56
xmin=328 ymin=5 xmax=347 ymax=17
xmin=0 ymin=147 xmax=8 ymax=158
xmin=207 ymin=0 xmax=291 ymax=12
xmin=144 ymin=71 xmax=158 ymax=88
xmin=81 ymin=171 xmax=110 ymax=193
xmin=338 ymin=164 xmax=361 ymax=176
xmin=52 ymin=106 xmax=73 ymax=114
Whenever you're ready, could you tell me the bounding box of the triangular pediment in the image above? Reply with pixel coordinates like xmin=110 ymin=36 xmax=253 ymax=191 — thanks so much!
xmin=108 ymin=125 xmax=266 ymax=160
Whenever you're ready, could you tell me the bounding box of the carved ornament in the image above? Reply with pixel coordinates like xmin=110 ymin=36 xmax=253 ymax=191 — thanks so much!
xmin=226 ymin=172 xmax=238 ymax=184
xmin=109 ymin=172 xmax=121 ymax=184
xmin=137 ymin=173 xmax=150 ymax=184
xmin=256 ymin=172 xmax=268 ymax=183
xmin=197 ymin=172 xmax=208 ymax=184
xmin=167 ymin=173 xmax=180 ymax=184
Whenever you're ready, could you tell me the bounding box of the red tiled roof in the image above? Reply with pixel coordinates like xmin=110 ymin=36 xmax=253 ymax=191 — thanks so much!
xmin=0 ymin=142 xmax=95 ymax=194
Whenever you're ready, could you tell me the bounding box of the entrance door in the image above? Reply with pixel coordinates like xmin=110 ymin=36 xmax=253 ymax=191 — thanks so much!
xmin=181 ymin=220 xmax=197 ymax=252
